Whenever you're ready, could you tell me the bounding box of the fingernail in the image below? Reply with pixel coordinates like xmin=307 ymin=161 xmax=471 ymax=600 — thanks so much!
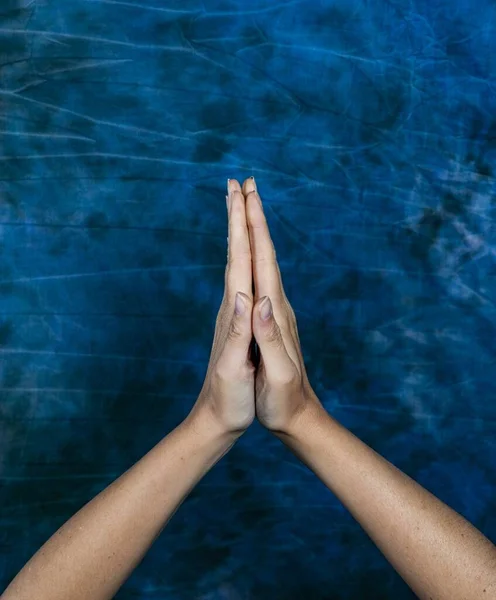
xmin=226 ymin=194 xmax=229 ymax=210
xmin=250 ymin=176 xmax=257 ymax=191
xmin=227 ymin=178 xmax=231 ymax=193
xmin=260 ymin=296 xmax=272 ymax=321
xmin=235 ymin=292 xmax=246 ymax=316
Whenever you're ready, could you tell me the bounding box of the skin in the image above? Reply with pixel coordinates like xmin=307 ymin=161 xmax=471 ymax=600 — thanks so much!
xmin=241 ymin=177 xmax=496 ymax=600
xmin=1 ymin=180 xmax=256 ymax=600
xmin=2 ymin=178 xmax=496 ymax=600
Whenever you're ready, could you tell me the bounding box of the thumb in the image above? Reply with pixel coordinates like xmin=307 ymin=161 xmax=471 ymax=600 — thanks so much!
xmin=253 ymin=296 xmax=294 ymax=373
xmin=223 ymin=291 xmax=253 ymax=365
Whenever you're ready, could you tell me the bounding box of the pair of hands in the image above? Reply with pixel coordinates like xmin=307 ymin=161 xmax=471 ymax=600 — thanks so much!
xmin=188 ymin=178 xmax=322 ymax=438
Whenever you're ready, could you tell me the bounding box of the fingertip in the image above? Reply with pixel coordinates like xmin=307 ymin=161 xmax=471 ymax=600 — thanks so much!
xmin=243 ymin=177 xmax=257 ymax=196
xmin=227 ymin=178 xmax=242 ymax=195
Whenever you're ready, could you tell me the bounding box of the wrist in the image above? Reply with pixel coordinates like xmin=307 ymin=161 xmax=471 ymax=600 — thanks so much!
xmin=183 ymin=405 xmax=243 ymax=448
xmin=279 ymin=392 xmax=330 ymax=442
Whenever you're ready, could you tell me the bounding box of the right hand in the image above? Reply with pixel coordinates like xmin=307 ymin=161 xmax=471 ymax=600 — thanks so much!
xmin=241 ymin=177 xmax=323 ymax=434
xmin=189 ymin=180 xmax=255 ymax=437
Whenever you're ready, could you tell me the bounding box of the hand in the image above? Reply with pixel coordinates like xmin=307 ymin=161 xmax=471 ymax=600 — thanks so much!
xmin=188 ymin=180 xmax=255 ymax=436
xmin=241 ymin=177 xmax=323 ymax=434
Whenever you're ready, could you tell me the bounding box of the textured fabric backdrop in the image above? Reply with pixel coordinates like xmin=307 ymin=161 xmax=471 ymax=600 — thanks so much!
xmin=1 ymin=1 xmax=495 ymax=598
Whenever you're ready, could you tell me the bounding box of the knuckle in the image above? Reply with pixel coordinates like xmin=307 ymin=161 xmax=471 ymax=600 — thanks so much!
xmin=253 ymin=252 xmax=276 ymax=265
xmin=214 ymin=360 xmax=234 ymax=384
xmin=214 ymin=359 xmax=252 ymax=386
xmin=272 ymin=368 xmax=299 ymax=388
xmin=214 ymin=355 xmax=252 ymax=378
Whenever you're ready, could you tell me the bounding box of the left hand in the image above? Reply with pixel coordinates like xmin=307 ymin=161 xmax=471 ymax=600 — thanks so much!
xmin=187 ymin=179 xmax=255 ymax=436
xmin=241 ymin=177 xmax=322 ymax=435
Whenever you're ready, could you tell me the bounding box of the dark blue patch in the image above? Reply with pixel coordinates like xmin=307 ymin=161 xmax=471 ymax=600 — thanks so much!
xmin=1 ymin=0 xmax=495 ymax=598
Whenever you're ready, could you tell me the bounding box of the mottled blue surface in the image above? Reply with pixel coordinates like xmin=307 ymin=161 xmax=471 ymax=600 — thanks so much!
xmin=1 ymin=0 xmax=496 ymax=598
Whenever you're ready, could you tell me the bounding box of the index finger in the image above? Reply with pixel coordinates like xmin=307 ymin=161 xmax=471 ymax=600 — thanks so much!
xmin=225 ymin=179 xmax=252 ymax=299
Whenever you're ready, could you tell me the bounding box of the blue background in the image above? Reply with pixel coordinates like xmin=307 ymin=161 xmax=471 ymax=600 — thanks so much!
xmin=1 ymin=1 xmax=496 ymax=598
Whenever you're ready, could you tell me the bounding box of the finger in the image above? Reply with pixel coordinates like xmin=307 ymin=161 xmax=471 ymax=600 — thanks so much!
xmin=252 ymin=296 xmax=296 ymax=377
xmin=244 ymin=180 xmax=283 ymax=304
xmin=221 ymin=291 xmax=254 ymax=369
xmin=226 ymin=179 xmax=252 ymax=298
xmin=242 ymin=176 xmax=256 ymax=196
xmin=244 ymin=178 xmax=301 ymax=367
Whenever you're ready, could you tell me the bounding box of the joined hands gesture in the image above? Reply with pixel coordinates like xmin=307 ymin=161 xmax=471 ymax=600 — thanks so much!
xmin=4 ymin=179 xmax=495 ymax=600
xmin=189 ymin=177 xmax=321 ymax=438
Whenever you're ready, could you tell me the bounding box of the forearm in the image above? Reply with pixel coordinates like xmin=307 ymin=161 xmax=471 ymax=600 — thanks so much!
xmin=2 ymin=412 xmax=238 ymax=600
xmin=279 ymin=400 xmax=496 ymax=600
